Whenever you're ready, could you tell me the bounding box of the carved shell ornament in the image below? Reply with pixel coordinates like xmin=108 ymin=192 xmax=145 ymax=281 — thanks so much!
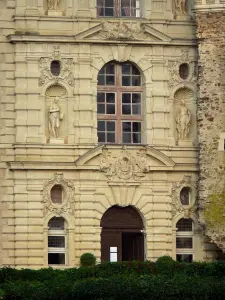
xmin=39 ymin=45 xmax=74 ymax=87
xmin=100 ymin=147 xmax=150 ymax=182
xmin=168 ymin=49 xmax=197 ymax=91
xmin=171 ymin=175 xmax=197 ymax=217
xmin=41 ymin=173 xmax=75 ymax=216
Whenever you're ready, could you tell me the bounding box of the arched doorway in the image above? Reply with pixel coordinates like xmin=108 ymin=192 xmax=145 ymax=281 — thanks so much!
xmin=101 ymin=206 xmax=145 ymax=262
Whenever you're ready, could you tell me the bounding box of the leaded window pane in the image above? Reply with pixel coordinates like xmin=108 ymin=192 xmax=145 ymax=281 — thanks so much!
xmin=48 ymin=217 xmax=64 ymax=230
xmin=48 ymin=236 xmax=65 ymax=248
xmin=176 ymin=238 xmax=193 ymax=249
xmin=177 ymin=219 xmax=192 ymax=232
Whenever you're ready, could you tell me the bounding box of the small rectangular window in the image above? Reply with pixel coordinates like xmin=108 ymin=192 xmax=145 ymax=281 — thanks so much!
xmin=98 ymin=120 xmax=116 ymax=143
xmin=97 ymin=93 xmax=116 ymax=115
xmin=176 ymin=254 xmax=193 ymax=263
xmin=122 ymin=121 xmax=141 ymax=144
xmin=97 ymin=0 xmax=115 ymax=16
xmin=48 ymin=253 xmax=65 ymax=265
xmin=97 ymin=0 xmax=141 ymax=17
xmin=176 ymin=237 xmax=193 ymax=249
xmin=48 ymin=236 xmax=65 ymax=248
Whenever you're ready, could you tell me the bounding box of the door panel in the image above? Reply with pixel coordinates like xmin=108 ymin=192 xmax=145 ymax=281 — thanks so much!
xmin=101 ymin=230 xmax=122 ymax=262
xmin=122 ymin=232 xmax=144 ymax=261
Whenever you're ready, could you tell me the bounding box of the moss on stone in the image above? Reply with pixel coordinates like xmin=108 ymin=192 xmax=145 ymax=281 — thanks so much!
xmin=204 ymin=193 xmax=225 ymax=229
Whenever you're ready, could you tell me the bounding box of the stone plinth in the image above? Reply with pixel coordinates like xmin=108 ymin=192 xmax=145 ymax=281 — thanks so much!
xmin=47 ymin=10 xmax=63 ymax=16
xmin=175 ymin=15 xmax=191 ymax=20
xmin=49 ymin=137 xmax=64 ymax=144
xmin=177 ymin=140 xmax=193 ymax=146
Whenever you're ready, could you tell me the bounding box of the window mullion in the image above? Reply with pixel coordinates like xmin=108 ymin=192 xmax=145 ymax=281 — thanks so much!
xmin=116 ymin=0 xmax=120 ymax=17
xmin=117 ymin=91 xmax=122 ymax=143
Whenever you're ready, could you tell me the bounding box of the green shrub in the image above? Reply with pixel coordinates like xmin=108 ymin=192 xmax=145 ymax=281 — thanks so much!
xmin=156 ymin=255 xmax=174 ymax=264
xmin=80 ymin=253 xmax=96 ymax=267
xmin=156 ymin=255 xmax=177 ymax=275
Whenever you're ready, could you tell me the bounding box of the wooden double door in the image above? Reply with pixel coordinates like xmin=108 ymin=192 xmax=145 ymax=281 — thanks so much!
xmin=101 ymin=206 xmax=145 ymax=262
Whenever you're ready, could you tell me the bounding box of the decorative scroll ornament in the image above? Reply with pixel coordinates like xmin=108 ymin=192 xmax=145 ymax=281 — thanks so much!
xmin=168 ymin=49 xmax=197 ymax=91
xmin=100 ymin=147 xmax=150 ymax=182
xmin=171 ymin=175 xmax=197 ymax=217
xmin=39 ymin=45 xmax=74 ymax=86
xmin=101 ymin=20 xmax=147 ymax=41
xmin=41 ymin=173 xmax=75 ymax=216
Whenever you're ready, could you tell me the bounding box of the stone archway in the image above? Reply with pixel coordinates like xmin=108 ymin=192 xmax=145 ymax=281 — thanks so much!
xmin=100 ymin=205 xmax=145 ymax=262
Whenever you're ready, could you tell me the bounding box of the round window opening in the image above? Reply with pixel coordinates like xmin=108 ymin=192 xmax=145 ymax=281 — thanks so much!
xmin=51 ymin=60 xmax=61 ymax=76
xmin=51 ymin=185 xmax=63 ymax=204
xmin=180 ymin=187 xmax=191 ymax=206
xmin=179 ymin=63 xmax=189 ymax=80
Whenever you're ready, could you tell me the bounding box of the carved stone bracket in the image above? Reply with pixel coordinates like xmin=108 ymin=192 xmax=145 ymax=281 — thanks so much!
xmin=100 ymin=147 xmax=150 ymax=183
xmin=39 ymin=45 xmax=74 ymax=87
xmin=171 ymin=175 xmax=197 ymax=217
xmin=168 ymin=49 xmax=197 ymax=91
xmin=41 ymin=173 xmax=75 ymax=216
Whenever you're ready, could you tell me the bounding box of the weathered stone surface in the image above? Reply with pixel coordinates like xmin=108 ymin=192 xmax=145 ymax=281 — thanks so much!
xmin=196 ymin=11 xmax=225 ymax=250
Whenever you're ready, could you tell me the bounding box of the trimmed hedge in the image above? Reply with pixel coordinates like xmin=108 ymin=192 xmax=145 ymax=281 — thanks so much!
xmin=2 ymin=275 xmax=225 ymax=300
xmin=1 ymin=259 xmax=225 ymax=283
xmin=1 ymin=258 xmax=225 ymax=299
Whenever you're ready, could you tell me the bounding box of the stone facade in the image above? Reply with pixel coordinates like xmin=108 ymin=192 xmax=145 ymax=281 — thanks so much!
xmin=0 ymin=0 xmax=222 ymax=268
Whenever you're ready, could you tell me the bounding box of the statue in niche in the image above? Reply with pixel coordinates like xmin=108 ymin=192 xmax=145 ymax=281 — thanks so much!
xmin=174 ymin=0 xmax=187 ymax=15
xmin=48 ymin=97 xmax=63 ymax=138
xmin=176 ymin=99 xmax=191 ymax=140
xmin=47 ymin=0 xmax=60 ymax=10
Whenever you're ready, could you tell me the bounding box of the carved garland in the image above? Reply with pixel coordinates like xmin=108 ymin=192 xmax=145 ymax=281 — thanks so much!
xmin=39 ymin=45 xmax=74 ymax=87
xmin=171 ymin=175 xmax=197 ymax=218
xmin=100 ymin=147 xmax=150 ymax=182
xmin=168 ymin=48 xmax=197 ymax=91
xmin=41 ymin=173 xmax=75 ymax=216
xmin=101 ymin=20 xmax=148 ymax=41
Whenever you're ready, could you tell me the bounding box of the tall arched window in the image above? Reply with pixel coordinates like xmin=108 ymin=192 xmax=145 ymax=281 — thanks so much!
xmin=97 ymin=62 xmax=143 ymax=144
xmin=48 ymin=217 xmax=67 ymax=265
xmin=176 ymin=218 xmax=194 ymax=262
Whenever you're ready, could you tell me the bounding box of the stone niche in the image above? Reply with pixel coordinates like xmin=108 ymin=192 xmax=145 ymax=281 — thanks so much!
xmin=45 ymin=84 xmax=68 ymax=144
xmin=173 ymin=87 xmax=196 ymax=146
xmin=45 ymin=0 xmax=65 ymax=16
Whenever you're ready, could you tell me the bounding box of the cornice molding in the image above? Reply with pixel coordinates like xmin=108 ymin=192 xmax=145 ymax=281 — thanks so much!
xmin=7 ymin=34 xmax=196 ymax=46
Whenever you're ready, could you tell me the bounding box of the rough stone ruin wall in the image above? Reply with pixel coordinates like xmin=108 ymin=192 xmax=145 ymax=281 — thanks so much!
xmin=196 ymin=11 xmax=225 ymax=248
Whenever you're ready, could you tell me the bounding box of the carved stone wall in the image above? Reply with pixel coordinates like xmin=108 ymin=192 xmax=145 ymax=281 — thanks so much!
xmin=0 ymin=0 xmax=221 ymax=268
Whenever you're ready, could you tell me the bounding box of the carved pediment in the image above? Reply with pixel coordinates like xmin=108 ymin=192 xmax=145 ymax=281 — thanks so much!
xmin=75 ymin=145 xmax=175 ymax=172
xmin=74 ymin=21 xmax=172 ymax=42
